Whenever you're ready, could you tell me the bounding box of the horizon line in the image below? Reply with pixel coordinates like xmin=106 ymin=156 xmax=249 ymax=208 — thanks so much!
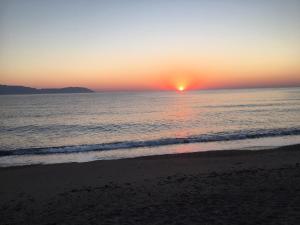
xmin=2 ymin=83 xmax=300 ymax=93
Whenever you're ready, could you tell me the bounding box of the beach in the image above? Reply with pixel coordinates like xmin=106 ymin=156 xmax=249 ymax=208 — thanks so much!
xmin=1 ymin=144 xmax=300 ymax=225
xmin=1 ymin=0 xmax=300 ymax=224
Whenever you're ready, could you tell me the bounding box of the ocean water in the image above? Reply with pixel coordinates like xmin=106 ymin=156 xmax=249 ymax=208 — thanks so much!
xmin=0 ymin=88 xmax=299 ymax=166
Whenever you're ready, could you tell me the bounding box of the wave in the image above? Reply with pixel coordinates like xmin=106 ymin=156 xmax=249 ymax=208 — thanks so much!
xmin=1 ymin=127 xmax=300 ymax=157
xmin=0 ymin=122 xmax=175 ymax=135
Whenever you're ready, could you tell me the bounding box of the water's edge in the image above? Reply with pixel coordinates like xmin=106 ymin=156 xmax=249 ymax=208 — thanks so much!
xmin=1 ymin=127 xmax=299 ymax=157
xmin=1 ymin=141 xmax=299 ymax=168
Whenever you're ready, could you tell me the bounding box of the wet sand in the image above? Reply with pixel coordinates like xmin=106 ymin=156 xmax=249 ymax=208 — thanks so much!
xmin=1 ymin=144 xmax=300 ymax=225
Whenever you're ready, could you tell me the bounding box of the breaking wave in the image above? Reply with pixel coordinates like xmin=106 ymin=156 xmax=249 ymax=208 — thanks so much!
xmin=1 ymin=127 xmax=300 ymax=157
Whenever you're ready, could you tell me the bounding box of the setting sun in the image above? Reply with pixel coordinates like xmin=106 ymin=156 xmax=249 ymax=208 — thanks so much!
xmin=178 ymin=85 xmax=185 ymax=92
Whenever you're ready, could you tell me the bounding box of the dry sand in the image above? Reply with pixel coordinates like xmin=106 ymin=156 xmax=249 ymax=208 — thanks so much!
xmin=1 ymin=144 xmax=300 ymax=225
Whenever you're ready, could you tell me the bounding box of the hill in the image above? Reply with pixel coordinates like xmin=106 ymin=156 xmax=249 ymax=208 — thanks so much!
xmin=0 ymin=85 xmax=94 ymax=95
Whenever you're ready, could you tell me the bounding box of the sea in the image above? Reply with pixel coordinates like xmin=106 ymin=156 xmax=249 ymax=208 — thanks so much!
xmin=0 ymin=88 xmax=299 ymax=167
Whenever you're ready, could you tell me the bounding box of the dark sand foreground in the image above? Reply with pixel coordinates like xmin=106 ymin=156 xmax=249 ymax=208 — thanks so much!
xmin=1 ymin=144 xmax=300 ymax=225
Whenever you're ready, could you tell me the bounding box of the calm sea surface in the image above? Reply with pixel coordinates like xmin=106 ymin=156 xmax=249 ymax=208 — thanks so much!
xmin=0 ymin=88 xmax=300 ymax=166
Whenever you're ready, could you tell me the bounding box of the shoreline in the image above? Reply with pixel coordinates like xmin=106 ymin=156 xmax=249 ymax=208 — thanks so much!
xmin=1 ymin=132 xmax=300 ymax=167
xmin=1 ymin=142 xmax=300 ymax=169
xmin=1 ymin=144 xmax=300 ymax=224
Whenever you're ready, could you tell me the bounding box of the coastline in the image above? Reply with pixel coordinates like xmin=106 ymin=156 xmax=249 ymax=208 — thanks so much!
xmin=1 ymin=144 xmax=300 ymax=224
xmin=1 ymin=134 xmax=300 ymax=167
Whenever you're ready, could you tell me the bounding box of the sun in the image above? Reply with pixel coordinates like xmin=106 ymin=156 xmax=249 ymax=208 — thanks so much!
xmin=177 ymin=85 xmax=185 ymax=92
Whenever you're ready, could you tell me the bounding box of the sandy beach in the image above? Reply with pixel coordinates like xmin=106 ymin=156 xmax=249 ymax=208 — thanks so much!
xmin=1 ymin=144 xmax=300 ymax=225
xmin=2 ymin=0 xmax=300 ymax=224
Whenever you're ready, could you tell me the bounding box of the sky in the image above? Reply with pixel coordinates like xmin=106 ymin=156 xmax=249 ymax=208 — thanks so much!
xmin=0 ymin=0 xmax=300 ymax=91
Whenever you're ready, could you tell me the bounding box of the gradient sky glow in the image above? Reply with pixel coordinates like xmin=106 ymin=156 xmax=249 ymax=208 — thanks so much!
xmin=1 ymin=0 xmax=300 ymax=90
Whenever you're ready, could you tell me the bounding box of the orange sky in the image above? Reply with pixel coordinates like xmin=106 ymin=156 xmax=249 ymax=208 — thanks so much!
xmin=1 ymin=0 xmax=300 ymax=91
xmin=1 ymin=54 xmax=299 ymax=91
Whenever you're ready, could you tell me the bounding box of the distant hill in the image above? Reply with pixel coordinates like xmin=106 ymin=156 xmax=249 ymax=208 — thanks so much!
xmin=0 ymin=85 xmax=94 ymax=95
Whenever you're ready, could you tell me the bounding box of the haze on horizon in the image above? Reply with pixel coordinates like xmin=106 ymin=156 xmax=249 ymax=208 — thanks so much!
xmin=0 ymin=0 xmax=299 ymax=91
